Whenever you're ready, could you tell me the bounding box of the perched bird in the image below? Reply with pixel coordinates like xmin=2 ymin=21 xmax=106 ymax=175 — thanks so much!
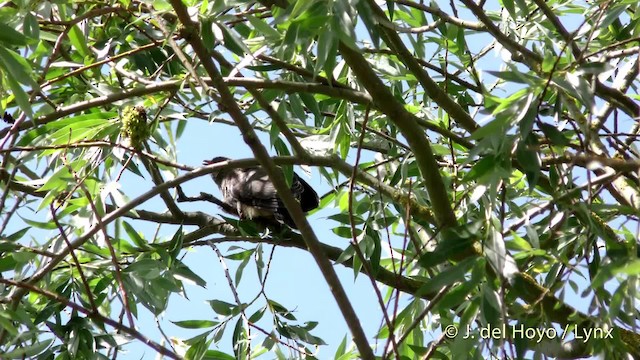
xmin=203 ymin=157 xmax=319 ymax=229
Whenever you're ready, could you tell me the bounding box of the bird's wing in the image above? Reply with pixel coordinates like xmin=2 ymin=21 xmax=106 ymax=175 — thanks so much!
xmin=292 ymin=173 xmax=319 ymax=212
xmin=290 ymin=173 xmax=305 ymax=199
xmin=231 ymin=168 xmax=281 ymax=211
xmin=233 ymin=169 xmax=319 ymax=212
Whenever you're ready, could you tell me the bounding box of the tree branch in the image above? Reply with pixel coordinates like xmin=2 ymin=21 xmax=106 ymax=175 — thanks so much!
xmin=167 ymin=1 xmax=375 ymax=358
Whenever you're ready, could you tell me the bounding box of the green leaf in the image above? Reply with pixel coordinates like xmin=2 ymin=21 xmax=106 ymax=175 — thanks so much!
xmin=67 ymin=24 xmax=91 ymax=58
xmin=225 ymin=249 xmax=254 ymax=260
xmin=419 ymin=226 xmax=477 ymax=268
xmin=484 ymin=228 xmax=519 ymax=281
xmin=299 ymin=92 xmax=321 ymax=121
xmin=282 ymin=164 xmax=294 ymax=188
xmin=618 ymin=259 xmax=640 ymax=276
xmin=417 ymin=257 xmax=478 ymax=296
xmin=608 ymin=281 xmax=627 ymax=321
xmin=246 ymin=15 xmax=280 ymax=39
xmin=481 ymin=284 xmax=502 ymax=325
xmin=235 ymin=255 xmax=250 ymax=286
xmin=336 ymin=244 xmax=355 ymax=264
xmin=553 ymin=73 xmax=594 ymax=108
xmin=501 ymin=0 xmax=516 ymax=18
xmin=232 ymin=318 xmax=248 ymax=359
xmin=123 ymin=221 xmax=147 ymax=249
xmin=463 ymin=155 xmax=499 ymax=182
xmin=152 ymin=0 xmax=172 ymax=11
xmin=269 ymin=121 xmax=281 ymax=148
xmin=23 ymin=13 xmax=40 ymax=40
xmin=506 ymin=232 xmax=532 ymax=252
xmin=286 ymin=323 xmax=327 ymax=345
xmin=0 ymin=255 xmax=18 ymax=272
xmin=5 ymin=227 xmax=29 ymax=242
xmin=599 ymin=4 xmax=629 ymax=29
xmin=332 ymin=226 xmax=360 ymax=238
xmin=516 ymin=139 xmax=541 ymax=189
xmin=539 ymin=123 xmax=570 ymax=146
xmin=202 ymin=350 xmax=236 ymax=360
xmin=0 ymin=311 xmax=19 ymax=336
xmin=1 ymin=339 xmax=53 ymax=358
xmin=219 ymin=23 xmax=248 ymax=56
xmin=124 ymin=259 xmax=163 ymax=280
xmin=20 ymin=216 xmax=58 ymax=230
xmin=434 ymin=259 xmax=485 ymax=312
xmin=17 ymin=112 xmax=117 ymax=146
xmin=469 ymin=116 xmax=509 ymax=140
xmin=290 ymin=0 xmax=320 ymax=18
xmin=248 ymin=307 xmax=266 ymax=323
xmin=0 ymin=23 xmax=29 ymax=46
xmin=173 ymin=261 xmax=207 ymax=287
xmin=486 ymin=70 xmax=540 ymax=85
xmin=172 ymin=320 xmax=218 ymax=329
xmin=355 ymin=0 xmax=380 ymax=47
xmin=186 ymin=332 xmax=213 ymax=360
xmin=577 ymin=61 xmax=613 ymax=76
xmin=288 ymin=93 xmax=306 ymax=122
xmin=328 ymin=213 xmax=364 ymax=225
xmin=334 ymin=335 xmax=348 ymax=358
xmin=38 ymin=159 xmax=88 ymax=193
xmin=168 ymin=225 xmax=184 ymax=261
xmin=332 ymin=1 xmax=357 ymax=51
xmin=2 ymin=64 xmax=32 ymax=117
xmin=315 ymin=24 xmax=337 ymax=76
xmin=208 ymin=300 xmax=235 ymax=316
xmin=268 ymin=299 xmax=296 ymax=320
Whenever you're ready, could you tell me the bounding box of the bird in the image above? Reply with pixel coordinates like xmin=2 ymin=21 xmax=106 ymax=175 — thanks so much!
xmin=203 ymin=157 xmax=319 ymax=229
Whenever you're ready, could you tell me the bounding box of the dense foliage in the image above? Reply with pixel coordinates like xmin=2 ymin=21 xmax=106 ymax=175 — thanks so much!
xmin=1 ymin=0 xmax=639 ymax=359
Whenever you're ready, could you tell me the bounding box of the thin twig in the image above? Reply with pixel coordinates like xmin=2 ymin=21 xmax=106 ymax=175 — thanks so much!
xmin=0 ymin=278 xmax=181 ymax=360
xmin=209 ymin=243 xmax=251 ymax=359
xmin=50 ymin=203 xmax=99 ymax=313
xmin=60 ymin=149 xmax=135 ymax=328
xmin=348 ymin=106 xmax=400 ymax=359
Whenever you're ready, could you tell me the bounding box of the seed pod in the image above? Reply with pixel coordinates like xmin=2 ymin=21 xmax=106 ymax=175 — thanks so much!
xmin=120 ymin=106 xmax=150 ymax=148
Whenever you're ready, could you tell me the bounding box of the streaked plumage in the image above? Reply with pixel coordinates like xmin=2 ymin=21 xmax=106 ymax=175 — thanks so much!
xmin=203 ymin=157 xmax=319 ymax=229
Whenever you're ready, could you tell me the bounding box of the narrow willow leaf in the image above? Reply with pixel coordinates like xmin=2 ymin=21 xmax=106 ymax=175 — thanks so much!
xmin=0 ymin=22 xmax=29 ymax=46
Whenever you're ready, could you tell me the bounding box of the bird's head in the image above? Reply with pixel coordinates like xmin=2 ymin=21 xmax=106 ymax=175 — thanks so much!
xmin=203 ymin=156 xmax=231 ymax=165
xmin=203 ymin=156 xmax=232 ymax=184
